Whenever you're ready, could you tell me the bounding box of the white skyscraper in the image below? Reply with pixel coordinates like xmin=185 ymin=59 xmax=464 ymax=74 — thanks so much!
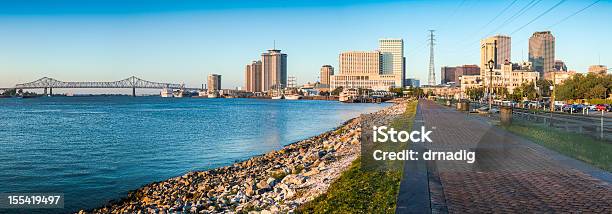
xmin=379 ymin=39 xmax=404 ymax=87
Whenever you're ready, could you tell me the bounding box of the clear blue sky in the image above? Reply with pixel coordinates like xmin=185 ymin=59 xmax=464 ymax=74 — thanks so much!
xmin=0 ymin=0 xmax=610 ymax=90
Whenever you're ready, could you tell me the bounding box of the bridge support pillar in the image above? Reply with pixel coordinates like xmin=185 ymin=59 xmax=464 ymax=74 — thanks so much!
xmin=44 ymin=87 xmax=48 ymax=95
xmin=49 ymin=88 xmax=52 ymax=96
xmin=132 ymin=87 xmax=136 ymax=97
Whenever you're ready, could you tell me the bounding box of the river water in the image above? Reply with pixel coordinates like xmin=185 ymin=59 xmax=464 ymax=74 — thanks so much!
xmin=0 ymin=96 xmax=388 ymax=213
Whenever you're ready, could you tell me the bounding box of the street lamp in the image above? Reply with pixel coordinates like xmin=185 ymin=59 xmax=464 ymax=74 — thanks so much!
xmin=488 ymin=59 xmax=495 ymax=111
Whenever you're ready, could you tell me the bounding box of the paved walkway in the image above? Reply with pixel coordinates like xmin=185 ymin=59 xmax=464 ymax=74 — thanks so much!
xmin=397 ymin=99 xmax=611 ymax=213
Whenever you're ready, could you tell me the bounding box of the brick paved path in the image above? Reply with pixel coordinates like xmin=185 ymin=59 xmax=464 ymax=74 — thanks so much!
xmin=400 ymin=100 xmax=611 ymax=213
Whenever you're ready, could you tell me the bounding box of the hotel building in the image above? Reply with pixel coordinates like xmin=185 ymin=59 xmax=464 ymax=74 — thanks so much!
xmin=245 ymin=60 xmax=262 ymax=92
xmin=529 ymin=31 xmax=555 ymax=75
xmin=480 ymin=35 xmax=511 ymax=74
xmin=330 ymin=39 xmax=404 ymax=91
xmin=208 ymin=74 xmax=222 ymax=91
xmin=261 ymin=49 xmax=287 ymax=91
xmin=330 ymin=51 xmax=397 ymax=91
xmin=319 ymin=65 xmax=334 ymax=88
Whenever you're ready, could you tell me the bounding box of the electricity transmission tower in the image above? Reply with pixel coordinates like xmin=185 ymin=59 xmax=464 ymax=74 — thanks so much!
xmin=428 ymin=30 xmax=436 ymax=86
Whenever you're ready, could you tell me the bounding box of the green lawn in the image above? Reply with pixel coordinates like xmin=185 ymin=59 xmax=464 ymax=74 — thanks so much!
xmin=297 ymin=100 xmax=418 ymax=214
xmin=503 ymin=121 xmax=612 ymax=172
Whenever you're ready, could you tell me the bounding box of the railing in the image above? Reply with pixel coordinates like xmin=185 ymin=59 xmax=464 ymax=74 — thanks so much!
xmin=464 ymin=100 xmax=611 ymax=141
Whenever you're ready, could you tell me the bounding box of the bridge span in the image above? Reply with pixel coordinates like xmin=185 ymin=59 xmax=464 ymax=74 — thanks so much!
xmin=11 ymin=76 xmax=195 ymax=96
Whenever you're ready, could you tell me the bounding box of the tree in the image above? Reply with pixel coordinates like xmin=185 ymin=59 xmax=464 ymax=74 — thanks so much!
xmin=586 ymin=84 xmax=607 ymax=99
xmin=556 ymin=73 xmax=612 ymax=101
xmin=388 ymin=87 xmax=404 ymax=97
xmin=514 ymin=82 xmax=537 ymax=100
xmin=465 ymin=87 xmax=484 ymax=100
xmin=331 ymin=87 xmax=343 ymax=96
xmin=536 ymin=79 xmax=552 ymax=97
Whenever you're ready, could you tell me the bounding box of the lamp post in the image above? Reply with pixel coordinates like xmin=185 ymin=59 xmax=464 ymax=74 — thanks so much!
xmin=488 ymin=59 xmax=495 ymax=111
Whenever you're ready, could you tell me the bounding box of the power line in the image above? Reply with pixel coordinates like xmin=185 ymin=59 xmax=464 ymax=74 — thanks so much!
xmin=510 ymin=0 xmax=600 ymax=54
xmin=405 ymin=39 xmax=429 ymax=57
xmin=547 ymin=0 xmax=601 ymax=29
xmin=510 ymin=0 xmax=567 ymax=35
xmin=448 ymin=0 xmax=541 ymax=56
xmin=487 ymin=0 xmax=542 ymax=36
xmin=450 ymin=0 xmax=519 ymax=52
xmin=481 ymin=0 xmax=520 ymax=31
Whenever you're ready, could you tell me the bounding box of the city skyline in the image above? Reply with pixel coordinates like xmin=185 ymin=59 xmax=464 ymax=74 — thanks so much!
xmin=0 ymin=0 xmax=610 ymax=91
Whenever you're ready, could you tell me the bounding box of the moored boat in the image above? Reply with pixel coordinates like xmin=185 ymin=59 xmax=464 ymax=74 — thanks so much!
xmin=161 ymin=88 xmax=173 ymax=98
xmin=285 ymin=94 xmax=302 ymax=100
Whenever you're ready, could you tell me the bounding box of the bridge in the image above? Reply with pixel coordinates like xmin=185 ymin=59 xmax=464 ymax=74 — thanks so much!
xmin=9 ymin=76 xmax=193 ymax=96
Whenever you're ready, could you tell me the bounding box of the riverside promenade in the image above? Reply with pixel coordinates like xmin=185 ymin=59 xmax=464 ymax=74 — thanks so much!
xmin=397 ymin=99 xmax=611 ymax=213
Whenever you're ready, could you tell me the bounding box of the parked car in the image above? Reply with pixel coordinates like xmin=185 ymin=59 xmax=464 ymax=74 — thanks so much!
xmin=595 ymin=104 xmax=608 ymax=112
xmin=476 ymin=106 xmax=489 ymax=114
xmin=573 ymin=104 xmax=585 ymax=113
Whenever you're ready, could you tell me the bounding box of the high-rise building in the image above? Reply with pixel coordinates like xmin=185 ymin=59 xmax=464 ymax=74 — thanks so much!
xmin=245 ymin=60 xmax=262 ymax=92
xmin=529 ymin=31 xmax=555 ymax=75
xmin=554 ymin=60 xmax=567 ymax=72
xmin=480 ymin=35 xmax=511 ymax=75
xmin=261 ymin=49 xmax=287 ymax=91
xmin=208 ymin=74 xmax=221 ymax=91
xmin=441 ymin=65 xmax=480 ymax=85
xmin=379 ymin=39 xmax=405 ymax=87
xmin=588 ymin=65 xmax=608 ymax=75
xmin=320 ymin=65 xmax=334 ymax=88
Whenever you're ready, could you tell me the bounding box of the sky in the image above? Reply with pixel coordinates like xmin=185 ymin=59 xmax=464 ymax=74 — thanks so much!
xmin=0 ymin=0 xmax=610 ymax=92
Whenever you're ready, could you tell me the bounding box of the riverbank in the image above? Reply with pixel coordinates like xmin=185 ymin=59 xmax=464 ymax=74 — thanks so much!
xmin=80 ymin=99 xmax=410 ymax=214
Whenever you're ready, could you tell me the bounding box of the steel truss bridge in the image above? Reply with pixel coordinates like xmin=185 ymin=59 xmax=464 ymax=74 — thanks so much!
xmin=10 ymin=76 xmax=195 ymax=96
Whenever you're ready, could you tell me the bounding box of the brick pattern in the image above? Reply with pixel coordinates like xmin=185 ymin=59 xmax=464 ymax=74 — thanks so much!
xmin=419 ymin=100 xmax=612 ymax=213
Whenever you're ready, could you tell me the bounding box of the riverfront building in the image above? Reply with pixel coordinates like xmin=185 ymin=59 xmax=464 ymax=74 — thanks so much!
xmin=588 ymin=65 xmax=608 ymax=75
xmin=440 ymin=65 xmax=480 ymax=85
xmin=319 ymin=65 xmax=334 ymax=88
xmin=208 ymin=74 xmax=222 ymax=91
xmin=480 ymin=35 xmax=511 ymax=74
xmin=544 ymin=70 xmax=576 ymax=84
xmin=245 ymin=60 xmax=262 ymax=92
xmin=330 ymin=51 xmax=397 ymax=91
xmin=261 ymin=49 xmax=287 ymax=91
xmin=460 ymin=61 xmax=539 ymax=97
xmin=529 ymin=31 xmax=556 ymax=75
xmin=329 ymin=39 xmax=405 ymax=91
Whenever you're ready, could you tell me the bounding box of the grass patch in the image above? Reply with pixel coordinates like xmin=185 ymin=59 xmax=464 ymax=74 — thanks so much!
xmin=503 ymin=121 xmax=611 ymax=172
xmin=297 ymin=100 xmax=418 ymax=214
